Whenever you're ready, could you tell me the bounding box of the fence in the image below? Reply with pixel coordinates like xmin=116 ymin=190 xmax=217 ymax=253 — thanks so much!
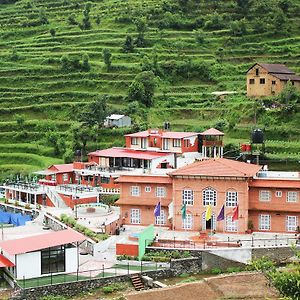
xmin=17 ymin=261 xmax=165 ymax=289
xmin=148 ymin=235 xmax=299 ymax=250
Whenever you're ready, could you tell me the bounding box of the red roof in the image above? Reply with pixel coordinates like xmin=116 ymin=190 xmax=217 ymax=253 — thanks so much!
xmin=249 ymin=179 xmax=300 ymax=189
xmin=88 ymin=148 xmax=171 ymax=160
xmin=116 ymin=175 xmax=172 ymax=184
xmin=0 ymin=254 xmax=14 ymax=267
xmin=125 ymin=130 xmax=199 ymax=139
xmin=49 ymin=164 xmax=74 ymax=173
xmin=170 ymin=158 xmax=262 ymax=178
xmin=0 ymin=229 xmax=85 ymax=255
xmin=200 ymin=128 xmax=224 ymax=136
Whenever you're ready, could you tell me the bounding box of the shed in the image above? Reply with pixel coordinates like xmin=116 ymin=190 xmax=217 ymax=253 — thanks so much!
xmin=104 ymin=114 xmax=131 ymax=128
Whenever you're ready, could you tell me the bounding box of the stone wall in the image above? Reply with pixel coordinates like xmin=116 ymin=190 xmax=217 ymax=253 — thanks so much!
xmin=10 ymin=269 xmax=175 ymax=300
xmin=252 ymin=246 xmax=299 ymax=263
xmin=202 ymin=252 xmax=245 ymax=271
xmin=170 ymin=258 xmax=202 ymax=274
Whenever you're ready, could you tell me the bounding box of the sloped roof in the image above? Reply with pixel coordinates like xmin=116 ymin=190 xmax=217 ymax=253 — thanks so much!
xmin=106 ymin=114 xmax=125 ymax=120
xmin=249 ymin=179 xmax=300 ymax=189
xmin=200 ymin=128 xmax=224 ymax=136
xmin=170 ymin=158 xmax=262 ymax=178
xmin=88 ymin=147 xmax=171 ymax=160
xmin=116 ymin=175 xmax=172 ymax=184
xmin=162 ymin=132 xmax=199 ymax=139
xmin=248 ymin=63 xmax=295 ymax=74
xmin=0 ymin=229 xmax=85 ymax=255
xmin=49 ymin=164 xmax=74 ymax=173
xmin=0 ymin=254 xmax=14 ymax=267
xmin=271 ymin=73 xmax=300 ymax=82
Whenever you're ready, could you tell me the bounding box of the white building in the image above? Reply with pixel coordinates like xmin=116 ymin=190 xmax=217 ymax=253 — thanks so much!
xmin=0 ymin=229 xmax=85 ymax=280
xmin=104 ymin=114 xmax=131 ymax=128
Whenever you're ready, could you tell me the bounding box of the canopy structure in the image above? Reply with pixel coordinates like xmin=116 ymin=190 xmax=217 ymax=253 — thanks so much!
xmin=0 ymin=254 xmax=14 ymax=268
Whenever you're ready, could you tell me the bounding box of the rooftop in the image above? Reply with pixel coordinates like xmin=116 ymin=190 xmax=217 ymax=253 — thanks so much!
xmin=170 ymin=158 xmax=262 ymax=178
xmin=200 ymin=128 xmax=224 ymax=136
xmin=250 ymin=63 xmax=296 ymax=74
xmin=0 ymin=229 xmax=85 ymax=255
xmin=106 ymin=114 xmax=125 ymax=120
xmin=88 ymin=147 xmax=171 ymax=160
xmin=116 ymin=174 xmax=172 ymax=184
xmin=125 ymin=130 xmax=199 ymax=139
xmin=50 ymin=164 xmax=74 ymax=173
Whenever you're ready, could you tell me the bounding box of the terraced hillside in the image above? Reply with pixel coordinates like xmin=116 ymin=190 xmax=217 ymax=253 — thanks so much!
xmin=0 ymin=0 xmax=300 ymax=179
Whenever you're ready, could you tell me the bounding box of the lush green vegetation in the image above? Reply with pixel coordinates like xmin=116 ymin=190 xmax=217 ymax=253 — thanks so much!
xmin=0 ymin=0 xmax=300 ymax=179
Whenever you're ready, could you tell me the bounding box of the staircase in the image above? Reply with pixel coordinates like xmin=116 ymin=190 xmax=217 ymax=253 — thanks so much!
xmin=131 ymin=274 xmax=145 ymax=291
xmin=46 ymin=187 xmax=67 ymax=208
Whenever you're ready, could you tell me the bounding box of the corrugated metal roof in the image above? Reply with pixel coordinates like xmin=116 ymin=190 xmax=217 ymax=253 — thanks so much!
xmin=0 ymin=254 xmax=14 ymax=267
xmin=272 ymin=73 xmax=300 ymax=81
xmin=88 ymin=148 xmax=171 ymax=160
xmin=106 ymin=114 xmax=125 ymax=120
xmin=170 ymin=158 xmax=262 ymax=178
xmin=258 ymin=63 xmax=295 ymax=74
xmin=49 ymin=164 xmax=74 ymax=173
xmin=0 ymin=229 xmax=85 ymax=255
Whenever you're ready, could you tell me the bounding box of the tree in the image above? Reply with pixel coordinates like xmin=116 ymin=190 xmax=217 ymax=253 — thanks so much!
xmin=9 ymin=48 xmax=19 ymax=61
xmin=68 ymin=13 xmax=77 ymax=25
xmin=134 ymin=17 xmax=147 ymax=47
xmin=122 ymin=35 xmax=134 ymax=53
xmin=39 ymin=9 xmax=49 ymax=25
xmin=236 ymin=0 xmax=251 ymax=15
xmin=80 ymin=2 xmax=92 ymax=30
xmin=95 ymin=15 xmax=101 ymax=25
xmin=15 ymin=114 xmax=25 ymax=128
xmin=128 ymin=71 xmax=156 ymax=107
xmin=81 ymin=95 xmax=108 ymax=130
xmin=230 ymin=19 xmax=247 ymax=36
xmin=50 ymin=28 xmax=56 ymax=37
xmin=82 ymin=53 xmax=90 ymax=71
xmin=102 ymin=48 xmax=112 ymax=71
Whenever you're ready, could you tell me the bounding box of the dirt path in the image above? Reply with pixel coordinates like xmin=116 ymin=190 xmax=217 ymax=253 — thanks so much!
xmin=125 ymin=272 xmax=280 ymax=300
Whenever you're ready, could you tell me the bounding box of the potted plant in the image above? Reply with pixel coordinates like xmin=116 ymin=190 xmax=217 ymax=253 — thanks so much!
xmin=246 ymin=220 xmax=254 ymax=234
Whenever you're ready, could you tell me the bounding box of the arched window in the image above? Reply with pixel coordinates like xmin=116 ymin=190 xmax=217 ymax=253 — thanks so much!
xmin=226 ymin=190 xmax=238 ymax=207
xmin=202 ymin=187 xmax=217 ymax=206
xmin=182 ymin=188 xmax=194 ymax=206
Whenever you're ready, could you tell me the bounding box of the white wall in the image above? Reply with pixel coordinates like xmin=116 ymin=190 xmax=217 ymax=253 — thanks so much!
xmin=16 ymin=252 xmax=41 ymax=280
xmin=65 ymin=247 xmax=78 ymax=273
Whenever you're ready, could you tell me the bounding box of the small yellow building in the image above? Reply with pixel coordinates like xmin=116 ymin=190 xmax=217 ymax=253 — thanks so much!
xmin=246 ymin=63 xmax=300 ymax=97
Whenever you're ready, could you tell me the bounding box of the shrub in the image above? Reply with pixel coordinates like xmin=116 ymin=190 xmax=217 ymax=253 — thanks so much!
xmin=226 ymin=267 xmax=241 ymax=273
xmin=246 ymin=257 xmax=275 ymax=272
xmin=102 ymin=283 xmax=126 ymax=294
xmin=211 ymin=268 xmax=222 ymax=275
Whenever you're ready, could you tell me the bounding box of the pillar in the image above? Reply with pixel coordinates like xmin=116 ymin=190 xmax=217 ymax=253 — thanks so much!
xmin=26 ymin=193 xmax=29 ymax=204
xmin=213 ymin=147 xmax=217 ymax=158
xmin=34 ymin=194 xmax=37 ymax=206
xmin=220 ymin=147 xmax=223 ymax=158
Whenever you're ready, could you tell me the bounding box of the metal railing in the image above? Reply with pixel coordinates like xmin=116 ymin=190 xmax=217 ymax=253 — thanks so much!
xmin=148 ymin=236 xmax=299 ymax=250
xmin=18 ymin=261 xmax=165 ymax=289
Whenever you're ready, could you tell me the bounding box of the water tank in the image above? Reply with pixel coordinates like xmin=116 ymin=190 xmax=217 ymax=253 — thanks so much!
xmin=241 ymin=144 xmax=247 ymax=152
xmin=75 ymin=149 xmax=82 ymax=157
xmin=251 ymin=129 xmax=264 ymax=144
xmin=163 ymin=122 xmax=170 ymax=130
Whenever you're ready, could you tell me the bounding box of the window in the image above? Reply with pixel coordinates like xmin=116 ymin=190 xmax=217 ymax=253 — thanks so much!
xmin=225 ymin=216 xmax=238 ymax=232
xmin=41 ymin=245 xmax=66 ymax=275
xmin=256 ymin=68 xmax=259 ymax=76
xmin=155 ymin=209 xmax=166 ymax=225
xmin=202 ymin=212 xmax=216 ymax=231
xmin=249 ymin=78 xmax=255 ymax=84
xmin=259 ymin=214 xmax=271 ymax=230
xmin=141 ymin=138 xmax=147 ymax=149
xmin=292 ymin=81 xmax=295 ymax=86
xmin=182 ymin=189 xmax=194 ymax=206
xmin=202 ymin=187 xmax=217 ymax=206
xmin=131 ymin=186 xmax=140 ymax=196
xmin=162 ymin=138 xmax=169 ymax=150
xmin=260 ymin=78 xmax=265 ymax=84
xmin=259 ymin=190 xmax=271 ymax=202
xmin=130 ymin=209 xmax=141 ymax=224
xmin=156 ymin=187 xmax=166 ymax=198
xmin=131 ymin=137 xmax=138 ymax=145
xmin=286 ymin=216 xmax=298 ymax=232
xmin=275 ymin=191 xmax=282 ymax=198
xmin=62 ymin=173 xmax=68 ymax=182
xmin=173 ymin=139 xmax=181 ymax=147
xmin=183 ymin=139 xmax=189 ymax=148
xmin=101 ymin=176 xmax=110 ymax=184
xmin=226 ymin=191 xmax=238 ymax=207
xmin=287 ymin=191 xmax=298 ymax=202
xmin=272 ymin=80 xmax=276 ymax=85
xmin=145 ymin=186 xmax=151 ymax=192
xmin=182 ymin=213 xmax=193 ymax=230
xmin=51 ymin=174 xmax=56 ymax=182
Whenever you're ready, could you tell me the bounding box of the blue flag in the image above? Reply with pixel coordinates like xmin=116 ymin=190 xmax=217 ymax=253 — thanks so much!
xmin=217 ymin=205 xmax=225 ymax=221
xmin=154 ymin=202 xmax=161 ymax=217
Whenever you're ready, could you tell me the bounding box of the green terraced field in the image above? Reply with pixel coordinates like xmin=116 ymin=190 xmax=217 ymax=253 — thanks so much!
xmin=0 ymin=0 xmax=299 ymax=179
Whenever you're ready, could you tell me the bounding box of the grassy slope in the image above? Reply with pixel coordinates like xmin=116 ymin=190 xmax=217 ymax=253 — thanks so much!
xmin=0 ymin=0 xmax=299 ymax=179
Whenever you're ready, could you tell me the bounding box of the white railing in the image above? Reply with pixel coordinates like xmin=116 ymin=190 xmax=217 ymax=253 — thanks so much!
xmin=46 ymin=187 xmax=67 ymax=208
xmin=97 ymin=187 xmax=120 ymax=195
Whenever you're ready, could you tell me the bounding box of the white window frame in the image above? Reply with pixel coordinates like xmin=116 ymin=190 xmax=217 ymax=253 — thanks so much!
xmin=182 ymin=213 xmax=193 ymax=230
xmin=131 ymin=137 xmax=138 ymax=145
xmin=275 ymin=191 xmax=282 ymax=198
xmin=226 ymin=190 xmax=238 ymax=207
xmin=225 ymin=216 xmax=238 ymax=232
xmin=202 ymin=212 xmax=216 ymax=231
xmin=259 ymin=214 xmax=271 ymax=231
xmin=51 ymin=174 xmax=56 ymax=182
xmin=172 ymin=139 xmax=181 ymax=148
xmin=162 ymin=138 xmax=170 ymax=150
xmin=130 ymin=209 xmax=141 ymax=224
xmin=155 ymin=187 xmax=166 ymax=198
xmin=286 ymin=216 xmax=298 ymax=232
xmin=182 ymin=189 xmax=194 ymax=206
xmin=259 ymin=190 xmax=271 ymax=202
xmin=155 ymin=209 xmax=166 ymax=225
xmin=145 ymin=186 xmax=151 ymax=193
xmin=130 ymin=186 xmax=140 ymax=197
xmin=62 ymin=173 xmax=68 ymax=182
xmin=202 ymin=187 xmax=217 ymax=206
xmin=287 ymin=191 xmax=298 ymax=203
